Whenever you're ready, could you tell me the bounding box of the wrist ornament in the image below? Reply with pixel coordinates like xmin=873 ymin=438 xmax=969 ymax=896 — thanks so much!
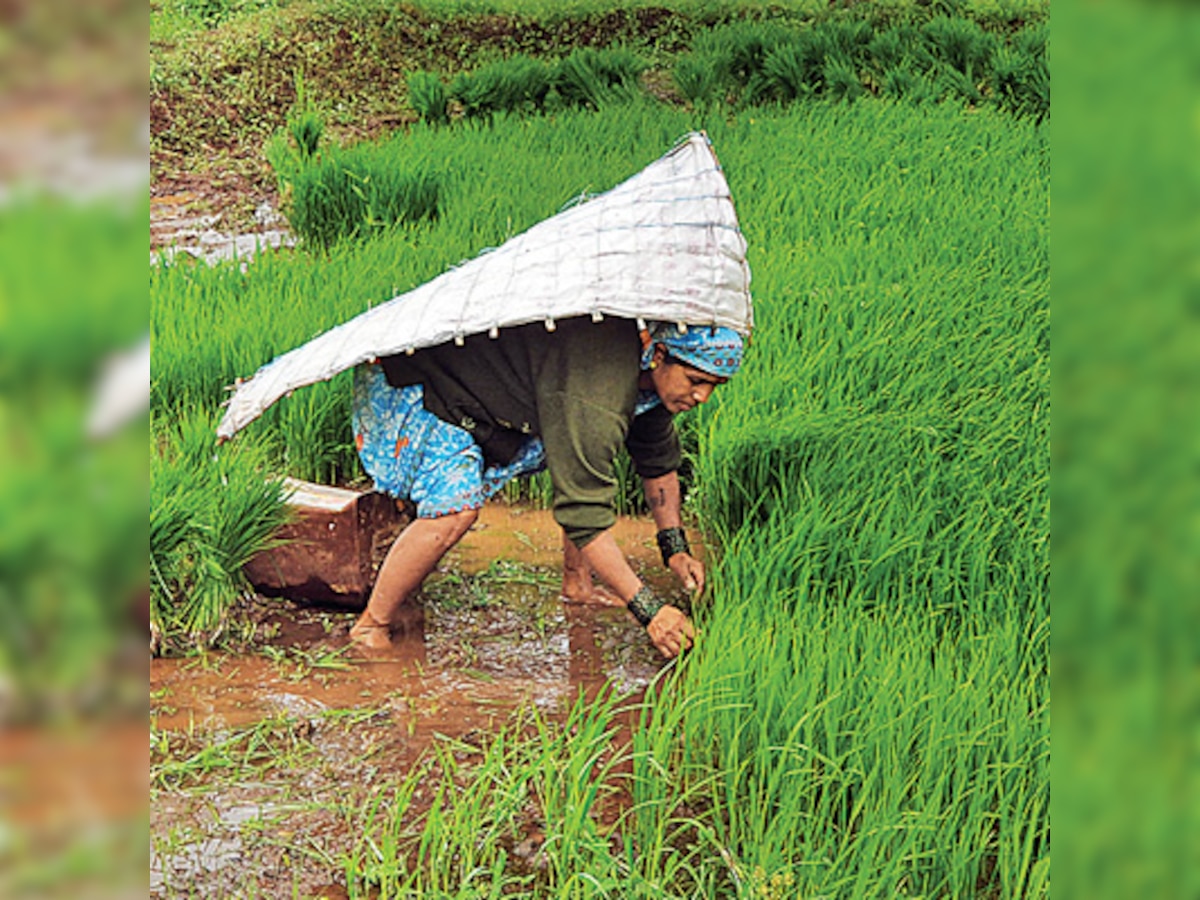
xmin=656 ymin=527 xmax=691 ymax=567
xmin=626 ymin=585 xmax=666 ymax=627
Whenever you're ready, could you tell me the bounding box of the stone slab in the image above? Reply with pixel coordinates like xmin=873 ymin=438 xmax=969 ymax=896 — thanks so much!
xmin=243 ymin=478 xmax=409 ymax=608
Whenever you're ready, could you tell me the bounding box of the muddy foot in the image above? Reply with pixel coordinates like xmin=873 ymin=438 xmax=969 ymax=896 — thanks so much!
xmin=348 ymin=613 xmax=392 ymax=651
xmin=560 ymin=582 xmax=624 ymax=607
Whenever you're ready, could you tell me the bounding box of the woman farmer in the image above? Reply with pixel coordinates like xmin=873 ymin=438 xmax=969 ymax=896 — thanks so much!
xmin=348 ymin=316 xmax=744 ymax=659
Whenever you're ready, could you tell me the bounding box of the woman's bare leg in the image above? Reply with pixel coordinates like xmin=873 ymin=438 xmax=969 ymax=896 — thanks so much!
xmin=350 ymin=508 xmax=478 ymax=648
xmin=559 ymin=530 xmax=623 ymax=607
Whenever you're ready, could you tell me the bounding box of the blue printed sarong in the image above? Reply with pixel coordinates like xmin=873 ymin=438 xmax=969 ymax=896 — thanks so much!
xmin=352 ymin=364 xmax=544 ymax=518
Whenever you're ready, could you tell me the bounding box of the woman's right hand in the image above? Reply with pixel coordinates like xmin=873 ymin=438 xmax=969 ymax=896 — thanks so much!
xmin=647 ymin=605 xmax=695 ymax=659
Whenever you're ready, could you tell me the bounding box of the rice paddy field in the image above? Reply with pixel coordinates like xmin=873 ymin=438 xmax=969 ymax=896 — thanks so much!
xmin=150 ymin=4 xmax=1049 ymax=896
xmin=152 ymin=101 xmax=1047 ymax=896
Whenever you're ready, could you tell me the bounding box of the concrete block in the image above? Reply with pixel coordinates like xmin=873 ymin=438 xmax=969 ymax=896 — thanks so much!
xmin=243 ymin=478 xmax=409 ymax=608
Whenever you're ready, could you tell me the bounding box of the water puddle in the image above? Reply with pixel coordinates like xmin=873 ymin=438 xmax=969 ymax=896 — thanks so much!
xmin=150 ymin=502 xmax=700 ymax=897
xmin=150 ymin=193 xmax=295 ymax=266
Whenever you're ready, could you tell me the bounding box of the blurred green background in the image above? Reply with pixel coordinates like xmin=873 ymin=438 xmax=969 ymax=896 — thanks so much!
xmin=0 ymin=0 xmax=147 ymax=896
xmin=1052 ymin=1 xmax=1199 ymax=897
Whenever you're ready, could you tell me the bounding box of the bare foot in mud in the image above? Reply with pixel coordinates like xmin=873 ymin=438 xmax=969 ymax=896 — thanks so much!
xmin=560 ymin=570 xmax=624 ymax=607
xmin=348 ymin=611 xmax=393 ymax=651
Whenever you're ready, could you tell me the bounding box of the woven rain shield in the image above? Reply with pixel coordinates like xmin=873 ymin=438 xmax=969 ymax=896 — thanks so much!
xmin=217 ymin=132 xmax=752 ymax=441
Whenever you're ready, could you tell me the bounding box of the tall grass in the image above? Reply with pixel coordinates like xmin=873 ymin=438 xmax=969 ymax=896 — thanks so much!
xmin=152 ymin=98 xmax=1047 ymax=893
xmin=151 ymin=408 xmax=292 ymax=652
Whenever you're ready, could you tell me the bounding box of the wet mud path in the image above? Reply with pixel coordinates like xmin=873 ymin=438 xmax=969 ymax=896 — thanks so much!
xmin=151 ymin=503 xmax=698 ymax=898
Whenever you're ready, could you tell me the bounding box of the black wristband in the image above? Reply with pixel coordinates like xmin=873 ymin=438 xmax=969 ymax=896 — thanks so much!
xmin=626 ymin=585 xmax=666 ymax=627
xmin=656 ymin=527 xmax=691 ymax=567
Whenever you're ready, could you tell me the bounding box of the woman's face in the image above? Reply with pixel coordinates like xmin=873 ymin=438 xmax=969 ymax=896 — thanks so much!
xmin=648 ymin=345 xmax=728 ymax=414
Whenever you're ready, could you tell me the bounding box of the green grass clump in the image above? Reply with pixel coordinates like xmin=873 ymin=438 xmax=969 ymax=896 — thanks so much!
xmin=451 ymin=54 xmax=553 ymax=118
xmin=408 ymin=70 xmax=450 ymax=126
xmin=553 ymin=46 xmax=647 ymax=109
xmin=283 ymin=146 xmax=443 ymax=250
xmin=151 ymin=409 xmax=292 ymax=653
xmin=991 ymin=23 xmax=1049 ymax=121
xmin=674 ymin=16 xmax=1046 ymax=117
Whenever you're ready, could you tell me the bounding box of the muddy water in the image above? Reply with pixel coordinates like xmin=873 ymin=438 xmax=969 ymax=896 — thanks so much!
xmin=150 ymin=502 xmax=701 ymax=898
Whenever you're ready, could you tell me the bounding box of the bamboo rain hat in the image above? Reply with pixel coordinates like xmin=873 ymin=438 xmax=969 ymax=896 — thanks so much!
xmin=216 ymin=132 xmax=753 ymax=441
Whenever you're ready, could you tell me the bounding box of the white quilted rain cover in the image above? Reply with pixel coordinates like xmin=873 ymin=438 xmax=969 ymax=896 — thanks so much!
xmin=216 ymin=132 xmax=753 ymax=440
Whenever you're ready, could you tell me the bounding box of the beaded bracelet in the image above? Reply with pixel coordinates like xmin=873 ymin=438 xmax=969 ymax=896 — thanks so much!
xmin=626 ymin=585 xmax=666 ymax=627
xmin=656 ymin=527 xmax=691 ymax=567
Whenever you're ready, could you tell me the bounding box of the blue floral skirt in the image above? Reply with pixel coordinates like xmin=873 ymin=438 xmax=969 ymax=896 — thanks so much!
xmin=352 ymin=363 xmax=547 ymax=518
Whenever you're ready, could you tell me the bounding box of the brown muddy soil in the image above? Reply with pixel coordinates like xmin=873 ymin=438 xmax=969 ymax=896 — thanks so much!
xmin=150 ymin=502 xmax=701 ymax=898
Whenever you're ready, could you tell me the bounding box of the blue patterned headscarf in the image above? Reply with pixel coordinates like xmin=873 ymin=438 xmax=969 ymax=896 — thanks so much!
xmin=640 ymin=322 xmax=745 ymax=377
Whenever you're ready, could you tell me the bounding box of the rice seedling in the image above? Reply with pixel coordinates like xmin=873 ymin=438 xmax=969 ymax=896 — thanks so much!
xmin=450 ymin=55 xmax=553 ymax=118
xmin=989 ymin=24 xmax=1049 ymax=122
xmin=408 ymin=70 xmax=450 ymax=126
xmin=880 ymin=66 xmax=936 ymax=103
xmin=151 ymin=408 xmax=292 ymax=652
xmin=760 ymin=31 xmax=830 ymax=102
xmin=151 ymin=713 xmax=317 ymax=791
xmin=690 ymin=19 xmax=794 ymax=92
xmin=923 ymin=15 xmax=998 ymax=81
xmin=285 ymin=151 xmax=443 ymax=250
xmin=823 ymin=56 xmax=865 ymax=102
xmin=553 ymin=46 xmax=647 ymax=110
xmin=673 ymin=53 xmax=724 ymax=107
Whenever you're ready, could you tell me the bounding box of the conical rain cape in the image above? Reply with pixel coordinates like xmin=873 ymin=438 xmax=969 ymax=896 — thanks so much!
xmin=216 ymin=131 xmax=753 ymax=441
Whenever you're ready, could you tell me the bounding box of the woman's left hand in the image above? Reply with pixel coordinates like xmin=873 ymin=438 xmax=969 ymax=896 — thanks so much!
xmin=667 ymin=553 xmax=705 ymax=596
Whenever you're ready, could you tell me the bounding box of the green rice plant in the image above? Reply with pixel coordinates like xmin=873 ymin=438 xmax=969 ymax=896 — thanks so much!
xmin=923 ymin=14 xmax=998 ymax=80
xmin=938 ymin=64 xmax=985 ymax=105
xmin=287 ymin=70 xmax=324 ymax=160
xmin=990 ymin=27 xmax=1049 ymax=122
xmin=151 ymin=408 xmax=292 ymax=652
xmin=273 ymin=376 xmax=357 ymax=484
xmin=690 ymin=19 xmax=794 ymax=92
xmin=673 ymin=53 xmax=724 ymax=107
xmin=285 ymin=149 xmax=442 ymax=249
xmin=821 ymin=18 xmax=875 ymax=66
xmin=342 ymin=688 xmax=727 ymax=896
xmin=289 ymin=109 xmax=324 ymax=160
xmin=1012 ymin=20 xmax=1047 ymax=59
xmin=151 ymin=713 xmax=317 ymax=791
xmin=880 ymin=65 xmax=937 ymax=103
xmin=407 ymin=69 xmax=450 ymax=125
xmin=759 ymin=31 xmax=830 ymax=102
xmin=824 ymin=56 xmax=865 ymax=102
xmin=865 ymin=24 xmax=910 ymax=71
xmin=552 ymin=46 xmax=647 ymax=110
xmin=450 ymin=54 xmax=553 ymax=119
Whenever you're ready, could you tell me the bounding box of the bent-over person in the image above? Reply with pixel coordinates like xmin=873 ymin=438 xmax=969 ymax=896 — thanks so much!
xmin=348 ymin=316 xmax=744 ymax=659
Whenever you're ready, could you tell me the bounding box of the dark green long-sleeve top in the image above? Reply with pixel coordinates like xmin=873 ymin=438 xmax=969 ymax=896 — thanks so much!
xmin=380 ymin=315 xmax=680 ymax=548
